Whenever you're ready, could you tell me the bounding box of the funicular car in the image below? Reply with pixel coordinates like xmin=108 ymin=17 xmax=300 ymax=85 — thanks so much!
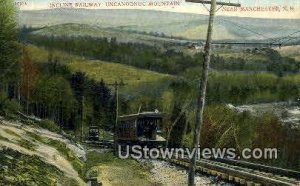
xmin=117 ymin=111 xmax=166 ymax=147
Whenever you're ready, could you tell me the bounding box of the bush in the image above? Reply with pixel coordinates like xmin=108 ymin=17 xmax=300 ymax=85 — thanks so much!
xmin=3 ymin=100 xmax=21 ymax=114
xmin=39 ymin=119 xmax=60 ymax=132
xmin=0 ymin=92 xmax=21 ymax=115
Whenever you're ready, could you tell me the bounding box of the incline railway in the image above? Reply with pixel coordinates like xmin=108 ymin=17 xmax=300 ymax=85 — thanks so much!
xmin=84 ymin=138 xmax=300 ymax=185
xmin=84 ymin=111 xmax=166 ymax=147
xmin=16 ymin=105 xmax=300 ymax=185
xmin=82 ymin=111 xmax=300 ymax=185
xmin=85 ymin=139 xmax=300 ymax=185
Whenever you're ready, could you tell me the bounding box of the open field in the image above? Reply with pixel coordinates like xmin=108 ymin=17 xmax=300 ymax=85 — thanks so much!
xmin=216 ymin=50 xmax=269 ymax=61
xmin=175 ymin=24 xmax=236 ymax=40
xmin=67 ymin=60 xmax=172 ymax=85
xmin=26 ymin=44 xmax=173 ymax=87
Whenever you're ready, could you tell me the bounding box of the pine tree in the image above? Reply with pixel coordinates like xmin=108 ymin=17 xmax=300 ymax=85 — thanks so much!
xmin=0 ymin=0 xmax=21 ymax=111
xmin=70 ymin=72 xmax=86 ymax=102
xmin=92 ymin=80 xmax=111 ymax=129
xmin=0 ymin=0 xmax=21 ymax=90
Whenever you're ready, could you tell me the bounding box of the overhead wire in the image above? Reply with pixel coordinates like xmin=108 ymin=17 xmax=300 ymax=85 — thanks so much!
xmin=217 ymin=17 xmax=277 ymax=42
xmin=213 ymin=16 xmax=300 ymax=47
xmin=272 ymin=30 xmax=300 ymax=45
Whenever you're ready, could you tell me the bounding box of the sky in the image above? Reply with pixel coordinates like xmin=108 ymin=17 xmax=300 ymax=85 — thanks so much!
xmin=17 ymin=0 xmax=300 ymax=19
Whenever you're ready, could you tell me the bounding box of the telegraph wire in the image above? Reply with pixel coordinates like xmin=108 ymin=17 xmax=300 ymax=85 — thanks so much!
xmin=272 ymin=30 xmax=300 ymax=44
xmin=214 ymin=17 xmax=300 ymax=47
xmin=216 ymin=17 xmax=277 ymax=42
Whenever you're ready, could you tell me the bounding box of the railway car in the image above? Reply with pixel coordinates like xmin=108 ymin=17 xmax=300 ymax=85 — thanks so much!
xmin=88 ymin=126 xmax=100 ymax=141
xmin=117 ymin=111 xmax=166 ymax=147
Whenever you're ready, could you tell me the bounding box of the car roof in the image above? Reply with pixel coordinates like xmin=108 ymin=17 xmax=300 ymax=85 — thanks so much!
xmin=119 ymin=112 xmax=163 ymax=121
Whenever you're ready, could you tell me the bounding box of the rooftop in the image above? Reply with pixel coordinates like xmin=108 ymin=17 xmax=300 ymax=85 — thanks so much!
xmin=119 ymin=111 xmax=163 ymax=121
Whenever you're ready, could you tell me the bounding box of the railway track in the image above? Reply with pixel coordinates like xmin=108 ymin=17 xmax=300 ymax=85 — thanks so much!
xmin=83 ymin=141 xmax=299 ymax=185
xmin=168 ymin=158 xmax=300 ymax=186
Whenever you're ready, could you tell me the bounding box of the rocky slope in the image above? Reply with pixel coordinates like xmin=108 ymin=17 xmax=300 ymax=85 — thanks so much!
xmin=0 ymin=118 xmax=86 ymax=186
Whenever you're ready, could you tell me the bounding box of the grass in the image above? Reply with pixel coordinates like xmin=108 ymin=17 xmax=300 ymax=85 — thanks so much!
xmin=67 ymin=60 xmax=172 ymax=85
xmin=3 ymin=129 xmax=21 ymax=138
xmin=43 ymin=138 xmax=85 ymax=179
xmin=216 ymin=51 xmax=269 ymax=61
xmin=26 ymin=44 xmax=173 ymax=88
xmin=26 ymin=131 xmax=45 ymax=143
xmin=0 ymin=148 xmax=65 ymax=186
xmin=2 ymin=128 xmax=38 ymax=151
xmin=0 ymin=134 xmax=9 ymax=141
xmin=39 ymin=119 xmax=60 ymax=133
xmin=86 ymin=151 xmax=156 ymax=186
xmin=18 ymin=139 xmax=37 ymax=151
xmin=175 ymin=24 xmax=236 ymax=40
xmin=25 ymin=131 xmax=85 ymax=179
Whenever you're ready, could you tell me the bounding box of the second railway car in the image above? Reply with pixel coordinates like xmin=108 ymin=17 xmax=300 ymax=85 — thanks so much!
xmin=88 ymin=126 xmax=100 ymax=141
xmin=117 ymin=111 xmax=166 ymax=146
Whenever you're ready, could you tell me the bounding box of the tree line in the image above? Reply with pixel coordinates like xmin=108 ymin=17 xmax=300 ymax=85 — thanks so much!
xmin=0 ymin=2 xmax=117 ymax=132
xmin=211 ymin=48 xmax=300 ymax=76
xmin=21 ymin=51 xmax=117 ymax=131
xmin=0 ymin=0 xmax=21 ymax=114
xmin=23 ymin=34 xmax=199 ymax=75
xmin=22 ymin=32 xmax=300 ymax=76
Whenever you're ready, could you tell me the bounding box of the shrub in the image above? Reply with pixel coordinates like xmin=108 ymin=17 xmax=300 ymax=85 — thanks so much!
xmin=39 ymin=119 xmax=60 ymax=132
xmin=0 ymin=92 xmax=21 ymax=115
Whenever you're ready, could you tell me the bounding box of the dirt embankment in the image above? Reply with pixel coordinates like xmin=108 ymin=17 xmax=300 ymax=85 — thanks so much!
xmin=0 ymin=119 xmax=86 ymax=186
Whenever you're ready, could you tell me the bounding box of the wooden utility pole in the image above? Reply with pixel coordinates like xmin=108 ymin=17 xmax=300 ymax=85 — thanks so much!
xmin=186 ymin=1 xmax=241 ymax=185
xmin=114 ymin=82 xmax=119 ymax=133
xmin=187 ymin=0 xmax=240 ymax=6
xmin=81 ymin=95 xmax=84 ymax=142
xmin=114 ymin=81 xmax=119 ymax=154
xmin=107 ymin=81 xmax=126 ymax=154
xmin=17 ymin=81 xmax=21 ymax=106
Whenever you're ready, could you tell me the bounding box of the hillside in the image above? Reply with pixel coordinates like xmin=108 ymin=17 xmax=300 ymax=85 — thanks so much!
xmin=0 ymin=117 xmax=164 ymax=185
xmin=19 ymin=9 xmax=300 ymax=42
xmin=0 ymin=119 xmax=86 ymax=186
xmin=26 ymin=44 xmax=173 ymax=88
xmin=29 ymin=23 xmax=188 ymax=46
xmin=67 ymin=60 xmax=172 ymax=85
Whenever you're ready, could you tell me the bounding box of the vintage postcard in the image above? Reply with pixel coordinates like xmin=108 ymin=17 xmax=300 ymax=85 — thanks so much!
xmin=0 ymin=0 xmax=299 ymax=185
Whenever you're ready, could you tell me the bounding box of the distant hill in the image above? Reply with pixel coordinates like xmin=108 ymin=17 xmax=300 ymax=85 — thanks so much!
xmin=28 ymin=23 xmax=188 ymax=46
xmin=26 ymin=44 xmax=173 ymax=87
xmin=19 ymin=9 xmax=300 ymax=41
